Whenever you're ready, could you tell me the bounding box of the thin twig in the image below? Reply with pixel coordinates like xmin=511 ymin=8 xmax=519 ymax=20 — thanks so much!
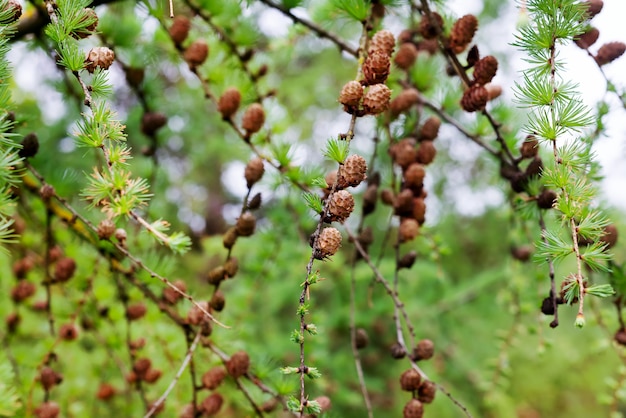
xmin=24 ymin=166 xmax=228 ymax=329
xmin=144 ymin=330 xmax=202 ymax=418
xmin=346 ymin=225 xmax=474 ymax=418
xmin=349 ymin=266 xmax=373 ymax=418
xmin=257 ymin=0 xmax=358 ymax=57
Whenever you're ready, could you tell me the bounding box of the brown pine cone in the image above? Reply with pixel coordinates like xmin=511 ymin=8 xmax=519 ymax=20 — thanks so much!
xmin=59 ymin=323 xmax=78 ymax=341
xmin=403 ymin=399 xmax=424 ymax=418
xmin=338 ymin=155 xmax=367 ymax=188
xmin=363 ymin=84 xmax=391 ymax=115
xmin=141 ymin=112 xmax=167 ymax=136
xmin=34 ymin=402 xmax=60 ymax=418
xmin=467 ymin=45 xmax=480 ymax=67
xmin=355 ymin=328 xmax=369 ymax=349
xmin=404 ymin=163 xmax=425 ymax=189
xmin=315 ymin=396 xmax=332 ymax=412
xmin=400 ymin=368 xmax=422 ymax=391
xmin=326 ymin=190 xmax=355 ymax=223
xmin=537 ymin=189 xmax=557 ymax=209
xmin=339 ymin=80 xmax=364 ymax=110
xmin=600 ymin=224 xmax=618 ymax=248
xmin=418 ymin=380 xmax=437 ymax=403
xmin=399 ymin=218 xmax=420 ymax=242
xmin=520 ymin=135 xmax=539 ymax=159
xmin=575 ymin=27 xmax=599 ymax=49
xmin=389 ymin=139 xmax=417 ymax=169
xmin=389 ymin=88 xmax=420 ymax=117
xmin=363 ymin=52 xmax=391 ymax=85
xmin=97 ymin=383 xmax=116 ymax=401
xmin=595 ymin=42 xmax=626 ymax=66
xmin=12 ymin=257 xmax=34 ymax=279
xmin=209 ymin=291 xmax=225 ymax=311
xmin=133 ymin=358 xmax=151 ymax=379
xmin=390 ymin=342 xmax=406 ymax=359
xmin=242 ymin=103 xmax=265 ymax=134
xmin=40 ymin=367 xmax=63 ymax=390
xmin=413 ymin=339 xmax=434 ymax=360
xmin=207 ymin=266 xmax=226 ymax=285
xmin=97 ymin=219 xmax=116 ymax=240
xmin=71 ymin=8 xmax=98 ymax=39
xmin=398 ymin=251 xmax=417 ymax=269
xmin=485 ymin=83 xmax=502 ymax=100
xmin=315 ymin=227 xmax=342 ymax=259
xmin=416 ymin=140 xmax=436 ymax=165
xmin=419 ymin=12 xmax=443 ymax=39
xmin=394 ymin=43 xmax=418 ymax=70
xmin=584 ymin=0 xmax=603 ymax=18
xmin=55 ymin=257 xmax=76 ymax=282
xmin=398 ymin=29 xmax=414 ymax=44
xmin=244 ymin=158 xmax=265 ymax=188
xmin=449 ymin=14 xmax=478 ymax=53
xmin=420 ymin=116 xmax=440 ymax=141
xmin=226 ymin=351 xmax=250 ymax=378
xmin=126 ymin=303 xmax=147 ymax=321
xmin=615 ymin=328 xmax=626 ymax=346
xmin=363 ymin=184 xmax=378 ymax=215
xmin=162 ymin=279 xmax=187 ymax=304
xmin=473 ymin=55 xmax=498 ymax=85
xmin=202 ymin=367 xmax=227 ymax=390
xmin=223 ymin=227 xmax=238 ymax=249
xmin=224 ymin=257 xmax=238 ymax=277
xmin=394 ymin=189 xmax=414 ymax=217
xmin=85 ymin=47 xmax=115 ymax=73
xmin=235 ymin=212 xmax=256 ymax=236
xmin=412 ymin=198 xmax=426 ymax=225
xmin=381 ymin=189 xmax=395 ymax=206
xmin=11 ymin=280 xmax=36 ymax=302
xmin=417 ymin=39 xmax=438 ymax=55
xmin=1 ymin=0 xmax=22 ymax=23
xmin=144 ymin=368 xmax=162 ymax=384
xmin=201 ymin=393 xmax=223 ymax=415
xmin=169 ymin=16 xmax=191 ymax=45
xmin=460 ymin=85 xmax=488 ymax=112
xmin=217 ymin=87 xmax=241 ymax=119
xmin=186 ymin=301 xmax=209 ymax=325
xmin=19 ymin=133 xmax=39 ymax=158
xmin=184 ymin=40 xmax=209 ymax=68
xmin=369 ymin=29 xmax=395 ymax=56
